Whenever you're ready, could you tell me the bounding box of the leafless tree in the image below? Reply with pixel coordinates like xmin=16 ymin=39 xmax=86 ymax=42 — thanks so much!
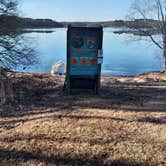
xmin=0 ymin=33 xmax=36 ymax=70
xmin=0 ymin=0 xmax=36 ymax=69
xmin=127 ymin=0 xmax=166 ymax=72
xmin=0 ymin=0 xmax=36 ymax=103
xmin=0 ymin=0 xmax=18 ymax=16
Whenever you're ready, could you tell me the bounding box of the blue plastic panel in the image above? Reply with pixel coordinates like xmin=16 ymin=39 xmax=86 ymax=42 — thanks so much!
xmin=69 ymin=29 xmax=99 ymax=76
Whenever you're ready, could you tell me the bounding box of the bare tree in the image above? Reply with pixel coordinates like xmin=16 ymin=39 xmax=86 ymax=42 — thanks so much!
xmin=127 ymin=0 xmax=166 ymax=72
xmin=0 ymin=33 xmax=36 ymax=70
xmin=0 ymin=0 xmax=18 ymax=16
xmin=0 ymin=0 xmax=36 ymax=69
xmin=0 ymin=0 xmax=36 ymax=103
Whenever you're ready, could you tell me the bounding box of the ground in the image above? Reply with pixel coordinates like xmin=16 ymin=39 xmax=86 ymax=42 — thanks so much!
xmin=0 ymin=72 xmax=166 ymax=166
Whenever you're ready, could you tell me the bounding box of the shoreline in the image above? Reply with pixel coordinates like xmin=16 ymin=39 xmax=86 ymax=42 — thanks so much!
xmin=6 ymin=70 xmax=166 ymax=81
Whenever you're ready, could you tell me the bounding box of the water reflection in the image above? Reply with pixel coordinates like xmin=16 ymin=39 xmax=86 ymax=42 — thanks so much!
xmin=23 ymin=28 xmax=163 ymax=76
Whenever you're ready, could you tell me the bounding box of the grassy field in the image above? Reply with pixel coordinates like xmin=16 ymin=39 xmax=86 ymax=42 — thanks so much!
xmin=0 ymin=72 xmax=166 ymax=166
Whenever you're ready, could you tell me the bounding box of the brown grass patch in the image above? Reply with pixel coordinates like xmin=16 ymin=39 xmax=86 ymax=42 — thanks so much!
xmin=0 ymin=72 xmax=166 ymax=165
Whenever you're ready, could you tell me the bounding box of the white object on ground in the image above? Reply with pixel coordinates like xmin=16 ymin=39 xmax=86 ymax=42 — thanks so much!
xmin=51 ymin=61 xmax=66 ymax=76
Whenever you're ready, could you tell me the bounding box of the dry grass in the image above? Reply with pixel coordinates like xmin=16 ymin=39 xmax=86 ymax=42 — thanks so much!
xmin=0 ymin=72 xmax=166 ymax=166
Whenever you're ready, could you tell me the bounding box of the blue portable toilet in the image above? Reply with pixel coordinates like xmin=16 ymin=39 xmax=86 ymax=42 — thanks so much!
xmin=64 ymin=25 xmax=103 ymax=94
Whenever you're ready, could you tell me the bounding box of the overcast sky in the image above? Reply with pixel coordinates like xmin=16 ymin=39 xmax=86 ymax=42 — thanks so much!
xmin=20 ymin=0 xmax=133 ymax=21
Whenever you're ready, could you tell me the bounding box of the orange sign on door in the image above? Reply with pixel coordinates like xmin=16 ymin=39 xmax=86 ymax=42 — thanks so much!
xmin=71 ymin=57 xmax=78 ymax=66
xmin=90 ymin=57 xmax=97 ymax=66
xmin=80 ymin=57 xmax=88 ymax=66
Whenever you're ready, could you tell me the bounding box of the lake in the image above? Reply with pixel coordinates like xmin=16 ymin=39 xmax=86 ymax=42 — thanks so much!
xmin=24 ymin=28 xmax=163 ymax=76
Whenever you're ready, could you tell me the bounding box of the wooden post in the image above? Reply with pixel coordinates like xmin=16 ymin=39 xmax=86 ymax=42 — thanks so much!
xmin=0 ymin=68 xmax=6 ymax=103
xmin=0 ymin=68 xmax=13 ymax=104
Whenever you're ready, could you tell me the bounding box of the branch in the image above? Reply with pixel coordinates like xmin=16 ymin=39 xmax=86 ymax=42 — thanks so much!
xmin=126 ymin=0 xmax=164 ymax=50
xmin=136 ymin=27 xmax=163 ymax=49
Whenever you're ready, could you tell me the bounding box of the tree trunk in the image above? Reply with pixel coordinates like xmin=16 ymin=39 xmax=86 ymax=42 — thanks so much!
xmin=0 ymin=68 xmax=13 ymax=104
xmin=0 ymin=79 xmax=7 ymax=104
xmin=163 ymin=35 xmax=166 ymax=72
xmin=164 ymin=48 xmax=166 ymax=72
xmin=0 ymin=68 xmax=7 ymax=104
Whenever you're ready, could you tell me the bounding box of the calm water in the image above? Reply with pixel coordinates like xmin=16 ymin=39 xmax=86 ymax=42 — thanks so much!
xmin=24 ymin=28 xmax=163 ymax=76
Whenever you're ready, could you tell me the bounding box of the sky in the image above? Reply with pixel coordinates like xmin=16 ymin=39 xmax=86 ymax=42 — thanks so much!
xmin=20 ymin=0 xmax=133 ymax=21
